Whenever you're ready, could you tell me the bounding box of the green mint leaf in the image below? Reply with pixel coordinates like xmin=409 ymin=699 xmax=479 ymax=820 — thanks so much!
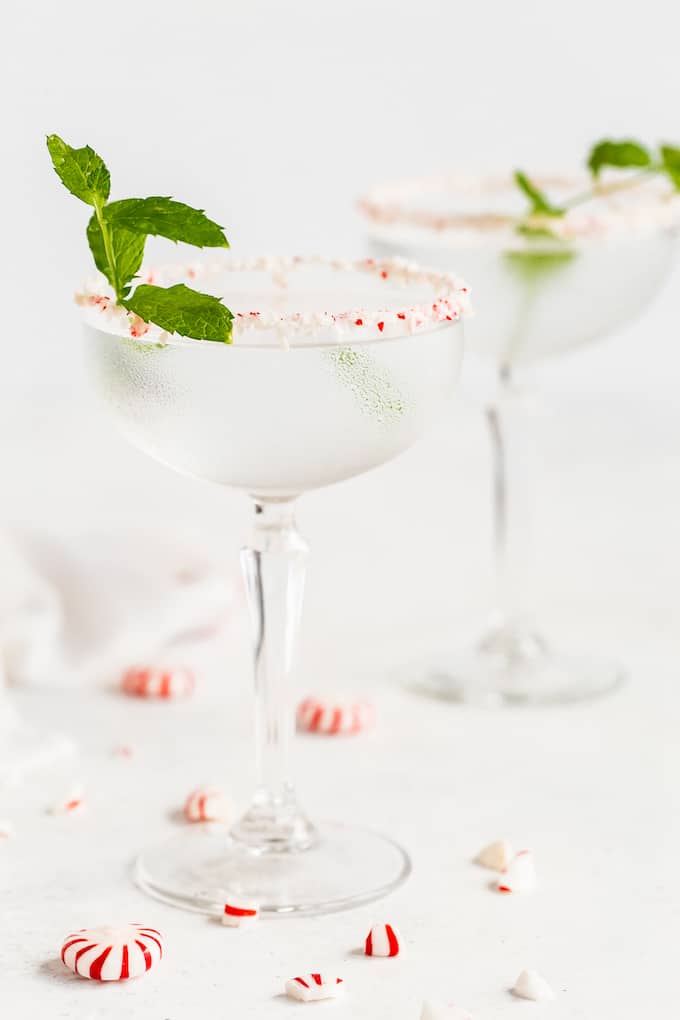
xmin=105 ymin=197 xmax=229 ymax=248
xmin=46 ymin=134 xmax=110 ymax=206
xmin=587 ymin=139 xmax=652 ymax=177
xmin=514 ymin=171 xmax=565 ymax=217
xmin=660 ymin=144 xmax=680 ymax=190
xmin=87 ymin=214 xmax=146 ymax=297
xmin=124 ymin=283 xmax=233 ymax=342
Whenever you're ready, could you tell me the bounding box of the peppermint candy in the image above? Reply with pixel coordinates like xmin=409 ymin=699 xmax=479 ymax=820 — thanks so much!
xmin=222 ymin=896 xmax=259 ymax=927
xmin=475 ymin=838 xmax=513 ymax=872
xmin=60 ymin=923 xmax=163 ymax=981
xmin=184 ymin=785 xmax=231 ymax=823
xmin=0 ymin=820 xmax=15 ymax=840
xmin=47 ymin=785 xmax=85 ymax=816
xmin=121 ymin=665 xmax=195 ymax=700
xmin=497 ymin=849 xmax=536 ymax=893
xmin=364 ymin=923 xmax=401 ymax=957
xmin=512 ymin=969 xmax=555 ymax=1001
xmin=296 ymin=697 xmax=374 ymax=736
xmin=284 ymin=974 xmax=344 ymax=1002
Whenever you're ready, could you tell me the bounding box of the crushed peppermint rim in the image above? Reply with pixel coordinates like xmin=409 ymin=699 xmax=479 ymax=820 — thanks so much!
xmin=76 ymin=255 xmax=470 ymax=347
xmin=359 ymin=172 xmax=680 ymax=247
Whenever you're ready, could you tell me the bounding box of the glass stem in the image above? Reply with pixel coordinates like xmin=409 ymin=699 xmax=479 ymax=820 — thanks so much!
xmin=231 ymin=497 xmax=316 ymax=854
xmin=484 ymin=365 xmax=539 ymax=652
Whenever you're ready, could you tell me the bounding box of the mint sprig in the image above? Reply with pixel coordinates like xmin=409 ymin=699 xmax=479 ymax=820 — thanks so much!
xmin=47 ymin=135 xmax=232 ymax=342
xmin=513 ymin=136 xmax=680 ymax=239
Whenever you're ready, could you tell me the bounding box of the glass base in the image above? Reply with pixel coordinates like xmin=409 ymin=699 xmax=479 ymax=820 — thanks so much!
xmin=134 ymin=821 xmax=411 ymax=917
xmin=411 ymin=624 xmax=625 ymax=705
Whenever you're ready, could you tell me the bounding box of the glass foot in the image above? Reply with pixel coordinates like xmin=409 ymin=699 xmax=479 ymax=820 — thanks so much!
xmin=135 ymin=821 xmax=411 ymax=917
xmin=410 ymin=625 xmax=625 ymax=705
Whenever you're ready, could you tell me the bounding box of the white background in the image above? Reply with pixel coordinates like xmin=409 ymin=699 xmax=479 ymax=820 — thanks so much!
xmin=1 ymin=2 xmax=679 ymax=1017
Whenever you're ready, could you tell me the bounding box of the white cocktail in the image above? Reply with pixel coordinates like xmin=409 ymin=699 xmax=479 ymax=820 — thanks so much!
xmin=361 ymin=174 xmax=679 ymax=703
xmin=82 ymin=255 xmax=468 ymax=914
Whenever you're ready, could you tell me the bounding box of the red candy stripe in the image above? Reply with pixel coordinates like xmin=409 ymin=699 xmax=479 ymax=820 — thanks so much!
xmin=121 ymin=666 xmax=195 ymax=700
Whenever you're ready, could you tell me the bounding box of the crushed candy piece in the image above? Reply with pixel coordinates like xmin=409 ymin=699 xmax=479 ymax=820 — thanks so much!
xmin=365 ymin=923 xmax=401 ymax=957
xmin=512 ymin=969 xmax=555 ymax=1001
xmin=475 ymin=839 xmax=513 ymax=872
xmin=284 ymin=974 xmax=344 ymax=1002
xmin=296 ymin=696 xmax=374 ymax=736
xmin=121 ymin=665 xmax=195 ymax=700
xmin=497 ymin=849 xmax=535 ymax=894
xmin=184 ymin=785 xmax=231 ymax=823
xmin=222 ymin=896 xmax=259 ymax=927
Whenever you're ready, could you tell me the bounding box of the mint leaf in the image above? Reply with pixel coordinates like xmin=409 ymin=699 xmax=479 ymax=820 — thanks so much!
xmin=514 ymin=171 xmax=565 ymax=217
xmin=46 ymin=134 xmax=110 ymax=206
xmin=105 ymin=197 xmax=229 ymax=248
xmin=124 ymin=283 xmax=233 ymax=342
xmin=660 ymin=145 xmax=680 ymax=190
xmin=87 ymin=214 xmax=146 ymax=297
xmin=587 ymin=139 xmax=651 ymax=177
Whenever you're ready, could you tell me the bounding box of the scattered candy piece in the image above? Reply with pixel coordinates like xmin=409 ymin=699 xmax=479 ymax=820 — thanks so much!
xmin=365 ymin=923 xmax=401 ymax=957
xmin=497 ymin=849 xmax=536 ymax=894
xmin=284 ymin=974 xmax=344 ymax=1002
xmin=0 ymin=820 xmax=15 ymax=840
xmin=222 ymin=896 xmax=259 ymax=927
xmin=121 ymin=665 xmax=195 ymax=700
xmin=512 ymin=969 xmax=555 ymax=1001
xmin=48 ymin=785 xmax=85 ymax=816
xmin=475 ymin=839 xmax=513 ymax=872
xmin=112 ymin=745 xmax=134 ymax=758
xmin=296 ymin=696 xmax=375 ymax=736
xmin=421 ymin=1002 xmax=474 ymax=1020
xmin=184 ymin=785 xmax=231 ymax=823
xmin=60 ymin=923 xmax=164 ymax=981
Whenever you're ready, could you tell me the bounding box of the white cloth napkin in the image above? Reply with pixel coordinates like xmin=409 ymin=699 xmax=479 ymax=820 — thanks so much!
xmin=0 ymin=528 xmax=240 ymax=689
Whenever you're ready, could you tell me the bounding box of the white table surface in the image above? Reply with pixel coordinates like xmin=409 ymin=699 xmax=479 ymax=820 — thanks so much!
xmin=2 ymin=324 xmax=679 ymax=1019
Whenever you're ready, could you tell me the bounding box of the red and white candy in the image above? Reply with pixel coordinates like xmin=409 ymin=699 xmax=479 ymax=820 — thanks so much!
xmin=121 ymin=665 xmax=195 ymax=700
xmin=284 ymin=974 xmax=344 ymax=1002
xmin=497 ymin=849 xmax=536 ymax=893
xmin=60 ymin=923 xmax=164 ymax=981
xmin=184 ymin=785 xmax=231 ymax=823
xmin=365 ymin=923 xmax=401 ymax=957
xmin=296 ymin=696 xmax=374 ymax=736
xmin=222 ymin=896 xmax=259 ymax=927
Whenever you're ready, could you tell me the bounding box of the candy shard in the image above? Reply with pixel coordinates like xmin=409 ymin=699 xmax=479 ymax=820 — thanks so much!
xmin=296 ymin=696 xmax=374 ymax=736
xmin=512 ymin=969 xmax=555 ymax=1001
xmin=497 ymin=849 xmax=535 ymax=893
xmin=0 ymin=820 xmax=15 ymax=840
xmin=48 ymin=785 xmax=85 ymax=816
xmin=475 ymin=839 xmax=513 ymax=872
xmin=284 ymin=974 xmax=344 ymax=1002
xmin=222 ymin=896 xmax=259 ymax=927
xmin=365 ymin=923 xmax=401 ymax=957
xmin=184 ymin=785 xmax=231 ymax=823
xmin=60 ymin=923 xmax=164 ymax=981
xmin=421 ymin=1002 xmax=474 ymax=1020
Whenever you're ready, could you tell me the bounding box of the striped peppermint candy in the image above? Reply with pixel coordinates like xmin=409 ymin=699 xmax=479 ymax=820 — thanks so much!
xmin=121 ymin=665 xmax=195 ymax=700
xmin=296 ymin=696 xmax=375 ymax=736
xmin=60 ymin=923 xmax=164 ymax=981
xmin=184 ymin=785 xmax=231 ymax=823
xmin=284 ymin=974 xmax=344 ymax=1002
xmin=365 ymin=923 xmax=401 ymax=957
xmin=222 ymin=896 xmax=259 ymax=927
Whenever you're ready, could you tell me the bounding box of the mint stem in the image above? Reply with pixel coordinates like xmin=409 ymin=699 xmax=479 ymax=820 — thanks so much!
xmin=560 ymin=165 xmax=659 ymax=212
xmin=94 ymin=199 xmax=122 ymax=302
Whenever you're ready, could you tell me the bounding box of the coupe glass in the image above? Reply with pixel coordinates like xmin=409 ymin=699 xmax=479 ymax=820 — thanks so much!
xmin=360 ymin=173 xmax=679 ymax=704
xmin=81 ymin=255 xmax=466 ymax=915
